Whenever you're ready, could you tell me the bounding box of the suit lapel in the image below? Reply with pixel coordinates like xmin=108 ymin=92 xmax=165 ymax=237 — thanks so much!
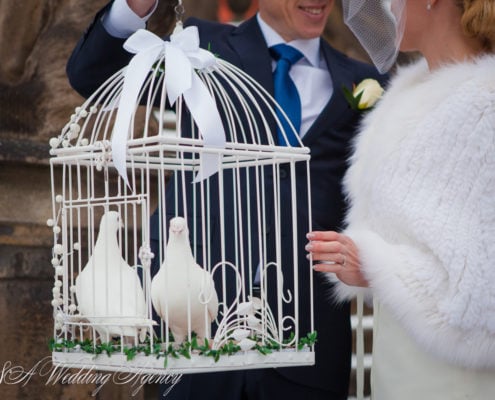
xmin=227 ymin=17 xmax=274 ymax=94
xmin=227 ymin=17 xmax=277 ymax=143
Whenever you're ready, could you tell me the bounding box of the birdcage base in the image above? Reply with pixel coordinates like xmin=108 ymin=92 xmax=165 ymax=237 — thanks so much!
xmin=52 ymin=349 xmax=314 ymax=375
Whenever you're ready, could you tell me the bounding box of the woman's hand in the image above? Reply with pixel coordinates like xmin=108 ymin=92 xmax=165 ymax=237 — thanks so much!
xmin=306 ymin=231 xmax=369 ymax=287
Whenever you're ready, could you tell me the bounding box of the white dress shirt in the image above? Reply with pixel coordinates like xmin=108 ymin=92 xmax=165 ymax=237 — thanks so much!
xmin=256 ymin=15 xmax=333 ymax=138
xmin=103 ymin=0 xmax=155 ymax=38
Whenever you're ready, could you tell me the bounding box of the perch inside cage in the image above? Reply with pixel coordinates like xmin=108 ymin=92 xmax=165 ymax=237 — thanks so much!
xmin=49 ymin=5 xmax=315 ymax=376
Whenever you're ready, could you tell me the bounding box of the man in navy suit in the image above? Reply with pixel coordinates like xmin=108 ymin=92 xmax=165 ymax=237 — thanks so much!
xmin=67 ymin=1 xmax=386 ymax=399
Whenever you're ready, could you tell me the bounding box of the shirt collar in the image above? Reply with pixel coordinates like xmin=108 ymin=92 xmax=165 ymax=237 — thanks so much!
xmin=256 ymin=13 xmax=321 ymax=68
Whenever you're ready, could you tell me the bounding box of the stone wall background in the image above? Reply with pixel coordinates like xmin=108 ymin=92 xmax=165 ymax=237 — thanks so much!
xmin=0 ymin=1 xmax=369 ymax=398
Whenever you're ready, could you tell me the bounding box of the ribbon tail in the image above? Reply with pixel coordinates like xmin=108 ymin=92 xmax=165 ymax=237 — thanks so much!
xmin=165 ymin=43 xmax=192 ymax=106
xmin=111 ymin=47 xmax=162 ymax=188
xmin=184 ymin=74 xmax=226 ymax=182
xmin=192 ymin=153 xmax=222 ymax=183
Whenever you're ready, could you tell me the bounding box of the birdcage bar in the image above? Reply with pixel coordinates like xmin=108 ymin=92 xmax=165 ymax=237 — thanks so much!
xmin=290 ymin=162 xmax=301 ymax=342
xmin=51 ymin=155 xmax=312 ymax=331
xmin=50 ymin=154 xmax=310 ymax=174
xmin=51 ymin=158 xmax=156 ymax=344
xmin=51 ymin=23 xmax=316 ymax=374
xmin=56 ymin=65 xmax=308 ymax=154
xmin=50 ymin=138 xmax=310 ymax=159
xmin=53 ymin=349 xmax=314 ymax=375
xmin=275 ymin=164 xmax=285 ymax=342
xmin=204 ymin=69 xmax=267 ymax=145
xmin=60 ymin=195 xmax=147 ymax=209
xmin=146 ymin=152 xmax=304 ymax=345
xmin=217 ymin=60 xmax=305 ymax=148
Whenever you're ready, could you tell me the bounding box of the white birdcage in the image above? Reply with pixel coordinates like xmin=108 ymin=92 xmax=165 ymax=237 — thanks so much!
xmin=49 ymin=7 xmax=315 ymax=376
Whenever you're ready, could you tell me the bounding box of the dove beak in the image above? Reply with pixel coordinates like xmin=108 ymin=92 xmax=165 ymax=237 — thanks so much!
xmin=170 ymin=226 xmax=183 ymax=234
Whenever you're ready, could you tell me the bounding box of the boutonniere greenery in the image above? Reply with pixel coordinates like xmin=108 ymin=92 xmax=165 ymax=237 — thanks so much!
xmin=342 ymin=78 xmax=384 ymax=111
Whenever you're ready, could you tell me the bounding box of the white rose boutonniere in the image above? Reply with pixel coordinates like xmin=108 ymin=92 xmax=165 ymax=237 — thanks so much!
xmin=342 ymin=78 xmax=384 ymax=111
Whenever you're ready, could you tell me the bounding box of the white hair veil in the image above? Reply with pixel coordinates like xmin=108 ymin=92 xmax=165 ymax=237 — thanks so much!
xmin=342 ymin=0 xmax=407 ymax=73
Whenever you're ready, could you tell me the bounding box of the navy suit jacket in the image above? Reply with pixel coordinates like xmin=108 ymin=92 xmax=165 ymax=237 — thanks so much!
xmin=67 ymin=5 xmax=387 ymax=396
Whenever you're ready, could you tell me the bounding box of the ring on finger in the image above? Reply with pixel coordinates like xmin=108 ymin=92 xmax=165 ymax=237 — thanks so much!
xmin=341 ymin=253 xmax=347 ymax=268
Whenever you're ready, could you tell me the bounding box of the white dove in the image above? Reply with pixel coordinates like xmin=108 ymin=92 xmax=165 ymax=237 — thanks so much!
xmin=75 ymin=211 xmax=147 ymax=342
xmin=151 ymin=216 xmax=219 ymax=345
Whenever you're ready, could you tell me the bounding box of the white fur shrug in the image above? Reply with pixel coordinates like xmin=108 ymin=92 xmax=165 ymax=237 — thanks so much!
xmin=333 ymin=55 xmax=495 ymax=369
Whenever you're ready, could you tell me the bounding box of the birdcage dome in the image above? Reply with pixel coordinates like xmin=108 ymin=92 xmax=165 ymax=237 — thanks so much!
xmin=51 ymin=23 xmax=309 ymax=185
xmin=49 ymin=19 xmax=315 ymax=377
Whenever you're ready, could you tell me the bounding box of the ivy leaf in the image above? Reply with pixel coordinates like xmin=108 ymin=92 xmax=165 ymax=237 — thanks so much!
xmin=255 ymin=344 xmax=272 ymax=355
xmin=168 ymin=345 xmax=180 ymax=359
xmin=268 ymin=339 xmax=280 ymax=350
xmin=191 ymin=336 xmax=199 ymax=350
xmin=180 ymin=349 xmax=191 ymax=359
xmin=178 ymin=343 xmax=191 ymax=359
xmin=142 ymin=345 xmax=151 ymax=356
xmin=81 ymin=341 xmax=96 ymax=353
xmin=124 ymin=347 xmax=138 ymax=361
xmin=49 ymin=338 xmax=61 ymax=352
xmin=153 ymin=342 xmax=162 ymax=356
xmin=48 ymin=329 xmax=319 ymax=364
xmin=100 ymin=342 xmax=116 ymax=357
xmin=197 ymin=338 xmax=210 ymax=354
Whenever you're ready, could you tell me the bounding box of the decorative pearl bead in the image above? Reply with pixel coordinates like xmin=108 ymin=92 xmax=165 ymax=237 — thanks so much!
xmin=53 ymin=244 xmax=64 ymax=255
xmin=49 ymin=138 xmax=60 ymax=149
xmin=69 ymin=123 xmax=81 ymax=134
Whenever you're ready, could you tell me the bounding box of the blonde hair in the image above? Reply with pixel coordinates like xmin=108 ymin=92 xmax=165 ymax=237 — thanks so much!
xmin=456 ymin=0 xmax=495 ymax=50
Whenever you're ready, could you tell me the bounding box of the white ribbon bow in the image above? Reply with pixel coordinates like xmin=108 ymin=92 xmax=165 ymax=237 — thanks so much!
xmin=111 ymin=26 xmax=226 ymax=186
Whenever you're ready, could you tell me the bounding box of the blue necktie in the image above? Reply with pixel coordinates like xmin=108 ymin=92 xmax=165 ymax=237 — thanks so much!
xmin=270 ymin=44 xmax=304 ymax=146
